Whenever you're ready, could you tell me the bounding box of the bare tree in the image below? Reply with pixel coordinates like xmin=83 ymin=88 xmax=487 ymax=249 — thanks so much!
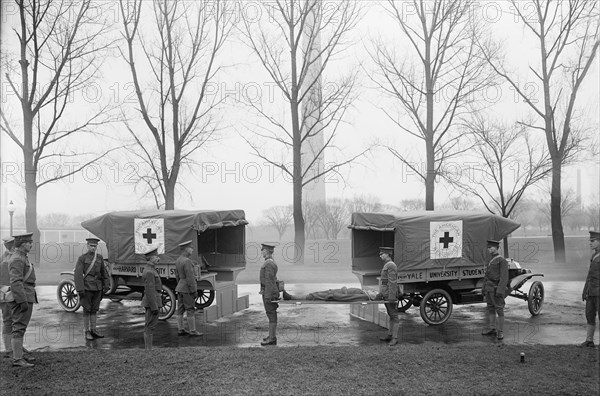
xmin=347 ymin=195 xmax=383 ymax=213
xmin=118 ymin=0 xmax=232 ymax=209
xmin=585 ymin=203 xmax=600 ymax=231
xmin=369 ymin=0 xmax=496 ymax=210
xmin=399 ymin=199 xmax=424 ymax=211
xmin=38 ymin=213 xmax=71 ymax=228
xmin=445 ymin=195 xmax=478 ymax=211
xmin=263 ymin=205 xmax=293 ymax=241
xmin=0 ymin=0 xmax=117 ymax=247
xmin=315 ymin=199 xmax=349 ymax=240
xmin=479 ymin=0 xmax=599 ymax=262
xmin=239 ymin=0 xmax=366 ymax=263
xmin=451 ymin=118 xmax=552 ymax=216
xmin=449 ymin=117 xmax=552 ymax=255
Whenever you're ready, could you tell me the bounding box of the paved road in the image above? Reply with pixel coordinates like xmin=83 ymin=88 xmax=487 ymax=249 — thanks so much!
xmin=9 ymin=281 xmax=589 ymax=352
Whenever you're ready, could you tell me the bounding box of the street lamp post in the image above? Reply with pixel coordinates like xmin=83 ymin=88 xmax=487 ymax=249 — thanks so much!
xmin=7 ymin=200 xmax=16 ymax=236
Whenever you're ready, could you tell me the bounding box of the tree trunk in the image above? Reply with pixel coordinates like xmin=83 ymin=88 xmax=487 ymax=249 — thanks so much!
xmin=291 ymin=96 xmax=305 ymax=264
xmin=550 ymin=161 xmax=566 ymax=263
xmin=165 ymin=183 xmax=175 ymax=210
xmin=425 ymin=136 xmax=435 ymax=210
xmin=24 ymin=153 xmax=40 ymax=263
xmin=23 ymin=106 xmax=40 ymax=262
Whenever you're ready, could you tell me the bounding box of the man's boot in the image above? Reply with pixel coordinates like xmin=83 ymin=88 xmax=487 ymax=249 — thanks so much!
xmin=482 ymin=313 xmax=496 ymax=335
xmin=578 ymin=325 xmax=596 ymax=347
xmin=2 ymin=333 xmax=11 ymax=357
xmin=261 ymin=323 xmax=277 ymax=346
xmin=11 ymin=337 xmax=33 ymax=368
xmin=144 ymin=332 xmax=153 ymax=351
xmin=90 ymin=313 xmax=104 ymax=338
xmin=389 ymin=322 xmax=400 ymax=346
xmin=177 ymin=315 xmax=189 ymax=336
xmin=187 ymin=313 xmax=202 ymax=336
xmin=83 ymin=312 xmax=94 ymax=340
xmin=496 ymin=316 xmax=505 ymax=340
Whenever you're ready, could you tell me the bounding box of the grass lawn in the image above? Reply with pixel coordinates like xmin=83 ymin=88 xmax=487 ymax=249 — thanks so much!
xmin=2 ymin=344 xmax=598 ymax=395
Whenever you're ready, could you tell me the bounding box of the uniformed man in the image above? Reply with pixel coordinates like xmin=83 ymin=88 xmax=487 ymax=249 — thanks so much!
xmin=481 ymin=239 xmax=509 ymax=341
xmin=259 ymin=243 xmax=279 ymax=346
xmin=7 ymin=232 xmax=37 ymax=368
xmin=378 ymin=247 xmax=400 ymax=346
xmin=580 ymin=230 xmax=600 ymax=347
xmin=175 ymin=240 xmax=201 ymax=337
xmin=141 ymin=248 xmax=162 ymax=351
xmin=74 ymin=237 xmax=109 ymax=341
xmin=1 ymin=237 xmax=15 ymax=355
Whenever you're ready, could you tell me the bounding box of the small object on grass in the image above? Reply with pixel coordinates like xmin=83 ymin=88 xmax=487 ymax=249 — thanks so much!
xmin=520 ymin=352 xmax=525 ymax=363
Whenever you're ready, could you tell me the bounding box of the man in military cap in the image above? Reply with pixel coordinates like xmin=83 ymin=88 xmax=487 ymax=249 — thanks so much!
xmin=378 ymin=247 xmax=400 ymax=346
xmin=7 ymin=232 xmax=37 ymax=367
xmin=481 ymin=239 xmax=509 ymax=340
xmin=579 ymin=231 xmax=600 ymax=347
xmin=1 ymin=237 xmax=15 ymax=355
xmin=175 ymin=240 xmax=201 ymax=336
xmin=141 ymin=248 xmax=162 ymax=351
xmin=259 ymin=243 xmax=279 ymax=346
xmin=74 ymin=237 xmax=109 ymax=341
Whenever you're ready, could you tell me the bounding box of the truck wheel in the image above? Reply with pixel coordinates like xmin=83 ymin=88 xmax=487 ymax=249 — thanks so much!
xmin=419 ymin=288 xmax=453 ymax=325
xmin=396 ymin=295 xmax=412 ymax=312
xmin=195 ymin=289 xmax=215 ymax=309
xmin=57 ymin=279 xmax=80 ymax=312
xmin=527 ymin=281 xmax=544 ymax=316
xmin=159 ymin=285 xmax=176 ymax=321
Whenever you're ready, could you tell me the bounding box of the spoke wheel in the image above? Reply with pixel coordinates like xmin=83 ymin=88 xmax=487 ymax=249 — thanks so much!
xmin=56 ymin=279 xmax=80 ymax=312
xmin=527 ymin=280 xmax=544 ymax=316
xmin=195 ymin=289 xmax=215 ymax=309
xmin=159 ymin=285 xmax=176 ymax=321
xmin=396 ymin=295 xmax=413 ymax=312
xmin=419 ymin=288 xmax=453 ymax=325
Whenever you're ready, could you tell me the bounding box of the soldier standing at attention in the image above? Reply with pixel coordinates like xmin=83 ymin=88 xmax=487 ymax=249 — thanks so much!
xmin=1 ymin=237 xmax=15 ymax=356
xmin=74 ymin=237 xmax=109 ymax=341
xmin=8 ymin=232 xmax=37 ymax=368
xmin=175 ymin=240 xmax=201 ymax=337
xmin=259 ymin=243 xmax=279 ymax=346
xmin=481 ymin=239 xmax=509 ymax=341
xmin=378 ymin=247 xmax=400 ymax=346
xmin=579 ymin=231 xmax=600 ymax=348
xmin=142 ymin=248 xmax=162 ymax=351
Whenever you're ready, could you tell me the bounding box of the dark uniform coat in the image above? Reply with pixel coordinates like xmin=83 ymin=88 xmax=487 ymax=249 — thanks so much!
xmin=142 ymin=268 xmax=163 ymax=312
xmin=483 ymin=254 xmax=509 ymax=295
xmin=8 ymin=250 xmax=37 ymax=303
xmin=74 ymin=251 xmax=107 ymax=293
xmin=583 ymin=251 xmax=600 ymax=298
xmin=259 ymin=258 xmax=278 ymax=300
xmin=175 ymin=256 xmax=197 ymax=293
xmin=380 ymin=260 xmax=398 ymax=301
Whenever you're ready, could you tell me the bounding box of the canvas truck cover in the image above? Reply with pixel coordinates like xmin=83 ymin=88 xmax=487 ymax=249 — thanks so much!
xmin=81 ymin=209 xmax=248 ymax=264
xmin=350 ymin=211 xmax=520 ymax=271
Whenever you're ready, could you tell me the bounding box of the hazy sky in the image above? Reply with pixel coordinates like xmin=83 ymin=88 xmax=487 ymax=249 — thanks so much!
xmin=1 ymin=0 xmax=598 ymax=225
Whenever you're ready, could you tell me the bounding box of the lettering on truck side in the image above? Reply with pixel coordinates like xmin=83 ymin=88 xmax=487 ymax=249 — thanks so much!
xmin=462 ymin=268 xmax=485 ymax=277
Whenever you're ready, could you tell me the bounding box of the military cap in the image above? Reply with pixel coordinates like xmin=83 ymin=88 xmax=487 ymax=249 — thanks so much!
xmin=144 ymin=247 xmax=159 ymax=259
xmin=2 ymin=237 xmax=14 ymax=247
xmin=589 ymin=231 xmax=600 ymax=241
xmin=179 ymin=240 xmax=192 ymax=248
xmin=13 ymin=232 xmax=33 ymax=242
xmin=486 ymin=239 xmax=500 ymax=248
xmin=261 ymin=243 xmax=275 ymax=251
xmin=86 ymin=237 xmax=100 ymax=245
xmin=379 ymin=246 xmax=394 ymax=255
